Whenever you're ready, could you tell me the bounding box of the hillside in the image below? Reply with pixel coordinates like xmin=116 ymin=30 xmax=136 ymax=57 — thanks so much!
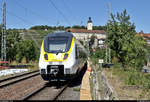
xmin=19 ymin=30 xmax=53 ymax=49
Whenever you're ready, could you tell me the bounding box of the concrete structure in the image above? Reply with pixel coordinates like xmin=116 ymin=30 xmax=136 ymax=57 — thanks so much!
xmin=67 ymin=17 xmax=106 ymax=48
xmin=80 ymin=61 xmax=92 ymax=100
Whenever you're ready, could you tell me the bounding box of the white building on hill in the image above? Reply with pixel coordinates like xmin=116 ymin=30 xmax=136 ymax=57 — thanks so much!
xmin=67 ymin=17 xmax=106 ymax=48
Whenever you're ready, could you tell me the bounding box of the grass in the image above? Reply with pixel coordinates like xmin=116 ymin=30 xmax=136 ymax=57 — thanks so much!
xmin=105 ymin=63 xmax=150 ymax=99
xmin=89 ymin=53 xmax=150 ymax=99
xmin=29 ymin=30 xmax=53 ymax=36
xmin=110 ymin=65 xmax=150 ymax=89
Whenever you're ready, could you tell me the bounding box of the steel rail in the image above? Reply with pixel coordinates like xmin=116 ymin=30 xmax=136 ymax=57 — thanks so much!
xmin=22 ymin=85 xmax=47 ymax=100
xmin=52 ymin=84 xmax=69 ymax=100
xmin=22 ymin=62 xmax=87 ymax=100
xmin=0 ymin=71 xmax=40 ymax=88
xmin=22 ymin=83 xmax=69 ymax=100
xmin=0 ymin=70 xmax=39 ymax=83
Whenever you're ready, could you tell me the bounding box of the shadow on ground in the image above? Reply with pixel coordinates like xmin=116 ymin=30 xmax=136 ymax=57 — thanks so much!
xmin=69 ymin=61 xmax=87 ymax=87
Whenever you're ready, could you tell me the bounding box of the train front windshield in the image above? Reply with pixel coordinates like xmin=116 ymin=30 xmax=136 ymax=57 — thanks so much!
xmin=48 ymin=36 xmax=69 ymax=53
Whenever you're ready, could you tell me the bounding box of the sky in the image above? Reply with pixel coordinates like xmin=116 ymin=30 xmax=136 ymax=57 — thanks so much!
xmin=0 ymin=0 xmax=150 ymax=33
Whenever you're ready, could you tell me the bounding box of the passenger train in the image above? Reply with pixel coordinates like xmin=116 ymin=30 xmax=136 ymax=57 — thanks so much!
xmin=39 ymin=32 xmax=87 ymax=81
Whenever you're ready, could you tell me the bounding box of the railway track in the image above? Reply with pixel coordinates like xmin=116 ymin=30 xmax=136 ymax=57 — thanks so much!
xmin=22 ymin=62 xmax=88 ymax=100
xmin=0 ymin=70 xmax=40 ymax=88
xmin=0 ymin=62 xmax=87 ymax=100
xmin=22 ymin=81 xmax=70 ymax=100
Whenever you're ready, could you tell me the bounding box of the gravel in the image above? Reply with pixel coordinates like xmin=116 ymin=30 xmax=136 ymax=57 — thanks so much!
xmin=0 ymin=62 xmax=87 ymax=100
xmin=28 ymin=86 xmax=62 ymax=100
xmin=57 ymin=86 xmax=80 ymax=100
xmin=0 ymin=75 xmax=45 ymax=100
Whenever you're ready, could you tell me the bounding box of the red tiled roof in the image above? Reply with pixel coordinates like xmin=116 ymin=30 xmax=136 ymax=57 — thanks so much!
xmin=66 ymin=28 xmax=106 ymax=34
xmin=143 ymin=34 xmax=150 ymax=38
xmin=137 ymin=33 xmax=150 ymax=38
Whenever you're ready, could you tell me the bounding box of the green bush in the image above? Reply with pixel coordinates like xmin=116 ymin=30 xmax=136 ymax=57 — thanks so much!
xmin=125 ymin=72 xmax=139 ymax=85
xmin=124 ymin=69 xmax=150 ymax=89
xmin=142 ymin=74 xmax=150 ymax=89
xmin=16 ymin=40 xmax=38 ymax=63
xmin=111 ymin=62 xmax=150 ymax=90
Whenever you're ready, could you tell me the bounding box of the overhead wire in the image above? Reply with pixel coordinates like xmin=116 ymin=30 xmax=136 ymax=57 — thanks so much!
xmin=61 ymin=0 xmax=78 ymax=26
xmin=0 ymin=0 xmax=76 ymax=49
xmin=48 ymin=0 xmax=71 ymax=26
xmin=6 ymin=10 xmax=34 ymax=26
xmin=12 ymin=0 xmax=54 ymax=25
xmin=61 ymin=0 xmax=72 ymax=16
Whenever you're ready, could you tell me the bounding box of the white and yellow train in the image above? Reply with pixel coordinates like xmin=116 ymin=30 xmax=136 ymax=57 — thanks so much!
xmin=39 ymin=32 xmax=87 ymax=81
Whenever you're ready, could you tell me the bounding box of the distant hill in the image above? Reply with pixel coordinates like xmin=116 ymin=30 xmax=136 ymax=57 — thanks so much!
xmin=29 ymin=25 xmax=107 ymax=31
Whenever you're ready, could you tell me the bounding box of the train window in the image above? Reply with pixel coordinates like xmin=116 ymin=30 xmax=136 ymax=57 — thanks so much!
xmin=44 ymin=35 xmax=73 ymax=53
xmin=49 ymin=43 xmax=66 ymax=52
xmin=47 ymin=36 xmax=68 ymax=53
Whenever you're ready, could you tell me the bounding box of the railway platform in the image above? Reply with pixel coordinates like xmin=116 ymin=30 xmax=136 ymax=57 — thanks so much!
xmin=80 ymin=60 xmax=92 ymax=100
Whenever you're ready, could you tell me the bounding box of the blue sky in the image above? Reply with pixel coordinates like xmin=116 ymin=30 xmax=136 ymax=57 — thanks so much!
xmin=0 ymin=0 xmax=150 ymax=33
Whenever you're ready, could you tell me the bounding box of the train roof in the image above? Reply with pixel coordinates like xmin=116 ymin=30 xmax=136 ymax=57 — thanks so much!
xmin=45 ymin=32 xmax=73 ymax=39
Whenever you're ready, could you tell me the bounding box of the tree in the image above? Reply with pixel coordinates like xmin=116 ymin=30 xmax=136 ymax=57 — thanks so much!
xmin=29 ymin=25 xmax=107 ymax=31
xmin=106 ymin=9 xmax=148 ymax=70
xmin=72 ymin=25 xmax=86 ymax=29
xmin=0 ymin=29 xmax=22 ymax=62
xmin=93 ymin=26 xmax=107 ymax=31
xmin=129 ymin=36 xmax=148 ymax=70
xmin=0 ymin=28 xmax=39 ymax=63
xmin=89 ymin=34 xmax=95 ymax=49
xmin=15 ymin=40 xmax=38 ymax=63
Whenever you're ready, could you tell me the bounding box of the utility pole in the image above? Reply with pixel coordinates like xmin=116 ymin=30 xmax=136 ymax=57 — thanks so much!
xmin=1 ymin=2 xmax=6 ymax=61
xmin=87 ymin=35 xmax=90 ymax=57
xmin=108 ymin=2 xmax=111 ymax=64
xmin=105 ymin=44 xmax=108 ymax=63
xmin=106 ymin=2 xmax=111 ymax=64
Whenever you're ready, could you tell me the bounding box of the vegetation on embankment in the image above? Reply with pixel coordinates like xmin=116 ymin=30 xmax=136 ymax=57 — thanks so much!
xmin=112 ymin=64 xmax=150 ymax=89
xmin=105 ymin=9 xmax=150 ymax=93
xmin=9 ymin=30 xmax=38 ymax=63
xmin=90 ymin=53 xmax=150 ymax=99
xmin=89 ymin=9 xmax=150 ymax=99
xmin=90 ymin=9 xmax=150 ymax=71
xmin=106 ymin=9 xmax=148 ymax=70
xmin=105 ymin=64 xmax=150 ymax=99
xmin=0 ymin=28 xmax=39 ymax=64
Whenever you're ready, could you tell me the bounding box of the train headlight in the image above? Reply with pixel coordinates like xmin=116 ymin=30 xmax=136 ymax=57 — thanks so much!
xmin=44 ymin=54 xmax=48 ymax=60
xmin=63 ymin=53 xmax=68 ymax=60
